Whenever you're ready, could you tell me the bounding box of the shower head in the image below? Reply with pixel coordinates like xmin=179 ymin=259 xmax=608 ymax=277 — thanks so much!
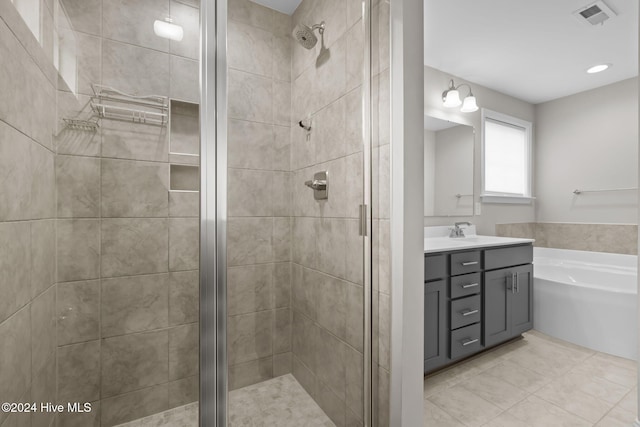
xmin=292 ymin=21 xmax=325 ymax=49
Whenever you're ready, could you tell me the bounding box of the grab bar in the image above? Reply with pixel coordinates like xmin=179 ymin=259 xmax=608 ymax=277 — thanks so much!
xmin=573 ymin=187 xmax=637 ymax=195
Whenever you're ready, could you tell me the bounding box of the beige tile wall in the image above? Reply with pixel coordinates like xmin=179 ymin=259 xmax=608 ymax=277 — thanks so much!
xmin=286 ymin=0 xmax=377 ymax=426
xmin=225 ymin=1 xmax=389 ymax=426
xmin=495 ymin=222 xmax=638 ymax=255
xmin=371 ymin=1 xmax=391 ymax=426
xmin=0 ymin=1 xmax=57 ymax=427
xmin=51 ymin=0 xmax=200 ymax=425
xmin=226 ymin=0 xmax=294 ymax=391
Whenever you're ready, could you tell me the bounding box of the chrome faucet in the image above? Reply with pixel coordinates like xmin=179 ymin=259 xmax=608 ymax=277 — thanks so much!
xmin=450 ymin=222 xmax=471 ymax=238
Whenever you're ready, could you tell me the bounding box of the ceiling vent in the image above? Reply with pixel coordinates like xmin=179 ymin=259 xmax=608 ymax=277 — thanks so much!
xmin=573 ymin=1 xmax=617 ymax=26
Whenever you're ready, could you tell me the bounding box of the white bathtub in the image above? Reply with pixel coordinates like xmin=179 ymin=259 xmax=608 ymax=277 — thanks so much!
xmin=533 ymin=247 xmax=638 ymax=360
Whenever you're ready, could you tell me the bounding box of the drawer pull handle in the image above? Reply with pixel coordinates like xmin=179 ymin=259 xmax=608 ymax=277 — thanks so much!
xmin=462 ymin=283 xmax=479 ymax=289
xmin=461 ymin=261 xmax=478 ymax=266
xmin=461 ymin=309 xmax=479 ymax=317
xmin=462 ymin=338 xmax=479 ymax=346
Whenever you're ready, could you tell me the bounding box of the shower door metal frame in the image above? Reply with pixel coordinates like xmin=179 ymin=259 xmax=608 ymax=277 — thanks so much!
xmin=362 ymin=1 xmax=374 ymax=426
xmin=200 ymin=1 xmax=374 ymax=425
xmin=200 ymin=0 xmax=228 ymax=425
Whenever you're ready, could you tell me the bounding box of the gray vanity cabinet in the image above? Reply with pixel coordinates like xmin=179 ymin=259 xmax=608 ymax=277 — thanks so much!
xmin=512 ymin=264 xmax=534 ymax=335
xmin=424 ymin=244 xmax=533 ymax=374
xmin=484 ymin=263 xmax=533 ymax=347
xmin=424 ymin=279 xmax=447 ymax=371
xmin=484 ymin=268 xmax=514 ymax=347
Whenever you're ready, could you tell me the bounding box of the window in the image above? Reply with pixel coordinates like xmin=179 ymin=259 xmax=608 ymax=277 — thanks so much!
xmin=481 ymin=109 xmax=533 ymax=203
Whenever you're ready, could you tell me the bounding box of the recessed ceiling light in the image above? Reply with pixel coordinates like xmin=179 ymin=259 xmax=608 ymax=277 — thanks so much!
xmin=586 ymin=64 xmax=610 ymax=74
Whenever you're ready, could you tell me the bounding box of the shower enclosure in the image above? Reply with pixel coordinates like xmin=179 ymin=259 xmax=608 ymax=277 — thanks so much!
xmin=0 ymin=0 xmax=390 ymax=425
xmin=203 ymin=0 xmax=392 ymax=425
xmin=1 ymin=0 xmax=201 ymax=425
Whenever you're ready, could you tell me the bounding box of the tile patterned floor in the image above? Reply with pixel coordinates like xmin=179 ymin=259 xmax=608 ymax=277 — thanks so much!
xmin=115 ymin=375 xmax=334 ymax=427
xmin=229 ymin=374 xmax=335 ymax=427
xmin=424 ymin=330 xmax=638 ymax=427
xmin=116 ymin=331 xmax=638 ymax=427
xmin=116 ymin=402 xmax=198 ymax=427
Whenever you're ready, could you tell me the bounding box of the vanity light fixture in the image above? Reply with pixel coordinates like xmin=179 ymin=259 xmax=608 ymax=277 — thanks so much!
xmin=154 ymin=17 xmax=184 ymax=41
xmin=442 ymin=79 xmax=479 ymax=113
xmin=586 ymin=64 xmax=610 ymax=74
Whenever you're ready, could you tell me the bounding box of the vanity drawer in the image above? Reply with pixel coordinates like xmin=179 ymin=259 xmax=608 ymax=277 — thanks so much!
xmin=450 ymin=323 xmax=482 ymax=359
xmin=450 ymin=272 xmax=481 ymax=299
xmin=450 ymin=251 xmax=481 ymax=276
xmin=425 ymin=254 xmax=447 ymax=282
xmin=484 ymin=245 xmax=533 ymax=271
xmin=450 ymin=294 xmax=481 ymax=330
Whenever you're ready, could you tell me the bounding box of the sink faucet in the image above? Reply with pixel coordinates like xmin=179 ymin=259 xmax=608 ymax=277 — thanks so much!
xmin=450 ymin=222 xmax=472 ymax=238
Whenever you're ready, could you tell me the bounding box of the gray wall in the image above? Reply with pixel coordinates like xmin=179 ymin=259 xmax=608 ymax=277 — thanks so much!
xmin=423 ymin=65 xmax=537 ymax=235
xmin=424 ymin=130 xmax=436 ymax=216
xmin=535 ymin=77 xmax=639 ymax=224
xmin=0 ymin=2 xmax=57 ymax=427
xmin=431 ymin=125 xmax=474 ymax=216
xmin=497 ymin=78 xmax=638 ymax=254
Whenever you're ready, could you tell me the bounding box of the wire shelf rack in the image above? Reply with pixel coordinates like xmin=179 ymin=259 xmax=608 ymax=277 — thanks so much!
xmin=90 ymin=84 xmax=169 ymax=126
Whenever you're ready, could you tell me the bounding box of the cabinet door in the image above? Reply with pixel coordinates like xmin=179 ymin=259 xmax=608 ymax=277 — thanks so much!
xmin=512 ymin=264 xmax=533 ymax=335
xmin=424 ymin=279 xmax=448 ymax=372
xmin=483 ymin=268 xmax=513 ymax=347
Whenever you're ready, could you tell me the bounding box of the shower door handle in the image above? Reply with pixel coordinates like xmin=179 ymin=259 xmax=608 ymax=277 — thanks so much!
xmin=359 ymin=204 xmax=368 ymax=237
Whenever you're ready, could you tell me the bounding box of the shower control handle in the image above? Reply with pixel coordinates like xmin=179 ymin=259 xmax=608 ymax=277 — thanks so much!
xmin=304 ymin=179 xmax=327 ymax=190
xmin=304 ymin=171 xmax=328 ymax=200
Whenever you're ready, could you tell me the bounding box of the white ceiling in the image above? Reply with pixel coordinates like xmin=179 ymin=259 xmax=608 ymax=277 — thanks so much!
xmin=249 ymin=0 xmax=302 ymax=15
xmin=424 ymin=0 xmax=639 ymax=104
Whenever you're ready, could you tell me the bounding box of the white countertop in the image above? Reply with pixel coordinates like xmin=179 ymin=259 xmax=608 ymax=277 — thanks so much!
xmin=423 ymin=226 xmax=534 ymax=253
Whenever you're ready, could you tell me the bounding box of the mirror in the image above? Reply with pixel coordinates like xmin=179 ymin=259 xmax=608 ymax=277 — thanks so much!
xmin=424 ymin=116 xmax=474 ymax=217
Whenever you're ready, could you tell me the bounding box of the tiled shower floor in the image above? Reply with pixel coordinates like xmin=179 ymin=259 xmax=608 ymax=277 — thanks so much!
xmin=115 ymin=402 xmax=198 ymax=427
xmin=115 ymin=374 xmax=333 ymax=427
xmin=229 ymin=374 xmax=334 ymax=427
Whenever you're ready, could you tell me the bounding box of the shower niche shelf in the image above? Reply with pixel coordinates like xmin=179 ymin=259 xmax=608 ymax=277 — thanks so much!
xmin=169 ymin=99 xmax=199 ymax=158
xmin=170 ymin=164 xmax=199 ymax=192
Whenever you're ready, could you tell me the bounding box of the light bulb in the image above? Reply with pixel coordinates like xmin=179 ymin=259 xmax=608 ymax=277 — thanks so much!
xmin=461 ymin=95 xmax=478 ymax=112
xmin=443 ymin=89 xmax=462 ymax=108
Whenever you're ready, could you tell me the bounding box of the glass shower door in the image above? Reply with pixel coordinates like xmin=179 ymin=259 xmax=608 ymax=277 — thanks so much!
xmin=221 ymin=0 xmax=373 ymax=425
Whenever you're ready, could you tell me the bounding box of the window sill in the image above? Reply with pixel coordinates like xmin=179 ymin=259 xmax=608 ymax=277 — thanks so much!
xmin=480 ymin=194 xmax=535 ymax=205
